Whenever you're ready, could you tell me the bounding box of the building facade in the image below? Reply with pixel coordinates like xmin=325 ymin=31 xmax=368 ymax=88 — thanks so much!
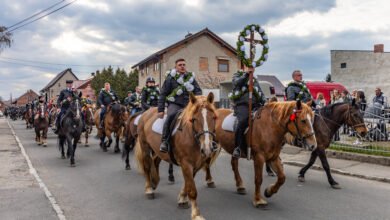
xmin=132 ymin=28 xmax=241 ymax=102
xmin=41 ymin=68 xmax=79 ymax=100
xmin=331 ymin=44 xmax=390 ymax=101
xmin=15 ymin=89 xmax=39 ymax=106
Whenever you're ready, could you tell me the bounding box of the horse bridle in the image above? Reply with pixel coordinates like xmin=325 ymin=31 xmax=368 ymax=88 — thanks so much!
xmin=190 ymin=114 xmax=218 ymax=151
xmin=287 ymin=109 xmax=315 ymax=140
xmin=316 ymin=104 xmax=366 ymax=132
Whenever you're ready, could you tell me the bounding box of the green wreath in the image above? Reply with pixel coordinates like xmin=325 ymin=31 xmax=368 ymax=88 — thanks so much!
xmin=143 ymin=87 xmax=159 ymax=104
xmin=165 ymin=70 xmax=195 ymax=102
xmin=236 ymin=24 xmax=269 ymax=68
xmin=287 ymin=82 xmax=312 ymax=100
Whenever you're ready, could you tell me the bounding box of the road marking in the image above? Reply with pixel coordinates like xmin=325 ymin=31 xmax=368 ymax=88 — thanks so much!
xmin=6 ymin=120 xmax=66 ymax=220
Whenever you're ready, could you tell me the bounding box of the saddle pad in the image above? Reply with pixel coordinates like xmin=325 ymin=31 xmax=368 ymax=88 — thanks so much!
xmin=134 ymin=114 xmax=142 ymax=126
xmin=222 ymin=113 xmax=236 ymax=132
xmin=152 ymin=116 xmax=179 ymax=136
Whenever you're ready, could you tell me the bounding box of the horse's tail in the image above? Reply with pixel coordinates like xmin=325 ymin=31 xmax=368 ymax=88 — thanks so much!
xmin=134 ymin=139 xmax=160 ymax=188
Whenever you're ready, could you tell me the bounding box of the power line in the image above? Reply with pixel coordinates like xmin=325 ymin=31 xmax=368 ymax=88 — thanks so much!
xmin=6 ymin=0 xmax=67 ymax=30
xmin=7 ymin=0 xmax=78 ymax=33
xmin=0 ymin=56 xmax=124 ymax=67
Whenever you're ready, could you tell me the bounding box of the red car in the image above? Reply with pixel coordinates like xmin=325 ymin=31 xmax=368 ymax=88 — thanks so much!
xmin=305 ymin=81 xmax=348 ymax=104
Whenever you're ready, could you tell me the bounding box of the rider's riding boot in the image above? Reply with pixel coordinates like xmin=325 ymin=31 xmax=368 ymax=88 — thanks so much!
xmin=99 ymin=119 xmax=104 ymax=129
xmin=160 ymin=120 xmax=171 ymax=153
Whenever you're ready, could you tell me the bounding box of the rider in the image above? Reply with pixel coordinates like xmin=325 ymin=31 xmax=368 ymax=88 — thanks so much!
xmin=141 ymin=76 xmax=159 ymax=111
xmin=158 ymin=58 xmax=202 ymax=153
xmin=286 ymin=70 xmax=314 ymax=104
xmin=54 ymin=80 xmax=77 ymax=134
xmin=229 ymin=68 xmax=266 ymax=158
xmin=98 ymin=82 xmax=118 ymax=129
xmin=129 ymin=86 xmax=142 ymax=115
xmin=81 ymin=94 xmax=93 ymax=111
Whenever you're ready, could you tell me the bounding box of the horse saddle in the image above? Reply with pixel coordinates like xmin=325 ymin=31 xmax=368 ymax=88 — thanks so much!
xmin=222 ymin=110 xmax=262 ymax=133
xmin=151 ymin=115 xmax=180 ymax=135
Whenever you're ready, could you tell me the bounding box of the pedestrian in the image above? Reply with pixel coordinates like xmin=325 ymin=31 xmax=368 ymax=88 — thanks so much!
xmin=315 ymin=92 xmax=326 ymax=108
xmin=330 ymin=89 xmax=343 ymax=104
xmin=373 ymin=87 xmax=386 ymax=107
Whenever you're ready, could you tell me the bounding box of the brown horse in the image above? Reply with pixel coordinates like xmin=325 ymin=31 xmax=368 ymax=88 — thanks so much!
xmin=94 ymin=103 xmax=128 ymax=153
xmin=34 ymin=103 xmax=49 ymax=146
xmin=212 ymin=100 xmax=317 ymax=207
xmin=25 ymin=108 xmax=33 ymax=129
xmin=297 ymin=100 xmax=368 ymax=188
xmin=135 ymin=93 xmax=218 ymax=220
xmin=49 ymin=106 xmax=58 ymax=127
xmin=82 ymin=105 xmax=95 ymax=147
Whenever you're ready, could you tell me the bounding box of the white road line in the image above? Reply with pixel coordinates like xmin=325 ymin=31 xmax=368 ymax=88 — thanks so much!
xmin=6 ymin=120 xmax=66 ymax=220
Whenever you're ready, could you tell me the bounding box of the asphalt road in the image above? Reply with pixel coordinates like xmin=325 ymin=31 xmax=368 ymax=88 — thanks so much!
xmin=8 ymin=119 xmax=390 ymax=220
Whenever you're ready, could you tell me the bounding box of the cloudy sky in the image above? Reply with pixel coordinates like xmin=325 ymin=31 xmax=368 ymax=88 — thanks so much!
xmin=1 ymin=0 xmax=390 ymax=99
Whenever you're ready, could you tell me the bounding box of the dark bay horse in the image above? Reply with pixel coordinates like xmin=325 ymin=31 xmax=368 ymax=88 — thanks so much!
xmin=25 ymin=108 xmax=33 ymax=129
xmin=213 ymin=101 xmax=317 ymax=207
xmin=94 ymin=103 xmax=128 ymax=153
xmin=297 ymin=100 xmax=368 ymax=188
xmin=135 ymin=93 xmax=218 ymax=220
xmin=57 ymin=98 xmax=83 ymax=167
xmin=34 ymin=103 xmax=49 ymax=146
xmin=82 ymin=104 xmax=94 ymax=147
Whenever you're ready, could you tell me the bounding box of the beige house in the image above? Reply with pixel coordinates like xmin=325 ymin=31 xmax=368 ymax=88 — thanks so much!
xmin=132 ymin=28 xmax=241 ymax=101
xmin=40 ymin=68 xmax=79 ymax=100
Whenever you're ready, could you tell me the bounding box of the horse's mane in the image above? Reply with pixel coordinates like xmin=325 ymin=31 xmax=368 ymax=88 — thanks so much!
xmin=320 ymin=102 xmax=348 ymax=117
xmin=266 ymin=101 xmax=312 ymax=122
xmin=181 ymin=96 xmax=216 ymax=126
xmin=111 ymin=103 xmax=122 ymax=116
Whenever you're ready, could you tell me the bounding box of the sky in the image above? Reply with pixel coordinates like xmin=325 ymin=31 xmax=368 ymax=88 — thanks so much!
xmin=1 ymin=0 xmax=390 ymax=99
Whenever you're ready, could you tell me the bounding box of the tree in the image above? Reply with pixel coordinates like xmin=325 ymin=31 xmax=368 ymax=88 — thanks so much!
xmin=325 ymin=73 xmax=332 ymax=82
xmin=0 ymin=26 xmax=12 ymax=52
xmin=128 ymin=69 xmax=139 ymax=92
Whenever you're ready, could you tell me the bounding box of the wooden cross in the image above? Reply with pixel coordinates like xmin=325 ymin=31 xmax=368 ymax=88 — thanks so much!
xmin=243 ymin=31 xmax=264 ymax=160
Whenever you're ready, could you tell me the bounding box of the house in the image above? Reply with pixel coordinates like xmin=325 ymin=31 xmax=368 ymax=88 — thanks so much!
xmin=14 ymin=89 xmax=39 ymax=106
xmin=331 ymin=44 xmax=390 ymax=101
xmin=40 ymin=68 xmax=79 ymax=100
xmin=131 ymin=28 xmax=241 ymax=102
xmin=74 ymin=77 xmax=96 ymax=101
xmin=257 ymin=75 xmax=286 ymax=100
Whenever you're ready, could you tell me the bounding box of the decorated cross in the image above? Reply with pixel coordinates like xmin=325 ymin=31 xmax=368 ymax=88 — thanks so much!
xmin=236 ymin=24 xmax=269 ymax=160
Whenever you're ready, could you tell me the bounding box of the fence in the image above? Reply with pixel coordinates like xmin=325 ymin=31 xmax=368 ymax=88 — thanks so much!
xmin=331 ymin=102 xmax=390 ymax=156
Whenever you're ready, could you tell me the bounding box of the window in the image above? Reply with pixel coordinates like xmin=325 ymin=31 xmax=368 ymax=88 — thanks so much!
xmin=218 ymin=59 xmax=229 ymax=72
xmin=340 ymin=63 xmax=347 ymax=68
xmin=199 ymin=57 xmax=208 ymax=71
xmin=154 ymin=62 xmax=159 ymax=71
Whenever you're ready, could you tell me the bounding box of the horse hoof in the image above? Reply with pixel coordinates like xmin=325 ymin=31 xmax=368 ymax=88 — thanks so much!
xmin=193 ymin=216 xmax=205 ymax=220
xmin=114 ymin=149 xmax=120 ymax=154
xmin=125 ymin=165 xmax=131 ymax=170
xmin=253 ymin=199 xmax=268 ymax=209
xmin=43 ymin=144 xmax=47 ymax=147
xmin=84 ymin=144 xmax=89 ymax=147
xmin=264 ymin=188 xmax=272 ymax=198
xmin=207 ymin=182 xmax=216 ymax=188
xmin=61 ymin=155 xmax=66 ymax=159
xmin=267 ymin=172 xmax=276 ymax=177
xmin=70 ymin=163 xmax=76 ymax=167
xmin=331 ymin=184 xmax=341 ymax=189
xmin=237 ymin=187 xmax=247 ymax=195
xmin=146 ymin=192 xmax=155 ymax=200
xmin=178 ymin=202 xmax=190 ymax=209
xmin=103 ymin=148 xmax=108 ymax=152
xmin=298 ymin=176 xmax=305 ymax=182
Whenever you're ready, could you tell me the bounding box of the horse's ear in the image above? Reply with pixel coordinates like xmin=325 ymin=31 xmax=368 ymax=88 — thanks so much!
xmin=296 ymin=100 xmax=302 ymax=110
xmin=207 ymin=92 xmax=214 ymax=104
xmin=190 ymin=92 xmax=197 ymax=104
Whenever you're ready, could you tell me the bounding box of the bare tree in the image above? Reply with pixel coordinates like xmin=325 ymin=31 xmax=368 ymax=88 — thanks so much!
xmin=0 ymin=26 xmax=12 ymax=52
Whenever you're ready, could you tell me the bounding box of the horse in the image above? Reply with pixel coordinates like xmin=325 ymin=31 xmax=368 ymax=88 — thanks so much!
xmin=25 ymin=107 xmax=33 ymax=129
xmin=57 ymin=98 xmax=83 ymax=167
xmin=94 ymin=103 xmax=128 ymax=153
xmin=211 ymin=100 xmax=317 ymax=208
xmin=82 ymin=104 xmax=95 ymax=147
xmin=49 ymin=105 xmax=58 ymax=127
xmin=135 ymin=93 xmax=218 ymax=220
xmin=34 ymin=103 xmax=49 ymax=146
xmin=122 ymin=111 xmax=176 ymax=184
xmin=297 ymin=100 xmax=368 ymax=189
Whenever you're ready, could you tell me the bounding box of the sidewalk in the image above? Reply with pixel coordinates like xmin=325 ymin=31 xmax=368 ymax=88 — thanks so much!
xmin=0 ymin=118 xmax=57 ymax=220
xmin=281 ymin=145 xmax=390 ymax=183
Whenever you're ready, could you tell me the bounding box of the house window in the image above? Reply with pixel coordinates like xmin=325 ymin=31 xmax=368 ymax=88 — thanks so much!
xmin=340 ymin=63 xmax=347 ymax=68
xmin=199 ymin=57 xmax=208 ymax=71
xmin=218 ymin=59 xmax=229 ymax=72
xmin=146 ymin=64 xmax=149 ymax=74
xmin=154 ymin=62 xmax=159 ymax=71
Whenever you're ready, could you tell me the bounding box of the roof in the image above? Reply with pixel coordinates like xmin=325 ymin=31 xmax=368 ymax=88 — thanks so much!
xmin=257 ymin=75 xmax=285 ymax=96
xmin=17 ymin=89 xmax=39 ymax=99
xmin=75 ymin=78 xmax=93 ymax=89
xmin=41 ymin=68 xmax=79 ymax=91
xmin=132 ymin=28 xmax=237 ymax=68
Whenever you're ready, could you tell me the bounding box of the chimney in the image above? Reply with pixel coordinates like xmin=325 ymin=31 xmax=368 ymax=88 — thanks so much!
xmin=374 ymin=44 xmax=384 ymax=53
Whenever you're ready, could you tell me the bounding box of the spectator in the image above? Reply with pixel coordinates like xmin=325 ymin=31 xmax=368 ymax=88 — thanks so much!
xmin=330 ymin=89 xmax=343 ymax=104
xmin=356 ymin=90 xmax=367 ymax=111
xmin=341 ymin=90 xmax=350 ymax=103
xmin=315 ymin=92 xmax=326 ymax=108
xmin=373 ymin=87 xmax=386 ymax=107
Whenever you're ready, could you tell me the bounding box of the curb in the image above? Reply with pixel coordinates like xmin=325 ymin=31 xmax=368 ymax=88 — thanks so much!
xmin=326 ymin=150 xmax=390 ymax=166
xmin=6 ymin=119 xmax=66 ymax=220
xmin=284 ymin=161 xmax=390 ymax=184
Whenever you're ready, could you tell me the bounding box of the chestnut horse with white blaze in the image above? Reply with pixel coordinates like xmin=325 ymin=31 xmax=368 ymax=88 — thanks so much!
xmin=212 ymin=100 xmax=317 ymax=207
xmin=135 ymin=93 xmax=218 ymax=220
